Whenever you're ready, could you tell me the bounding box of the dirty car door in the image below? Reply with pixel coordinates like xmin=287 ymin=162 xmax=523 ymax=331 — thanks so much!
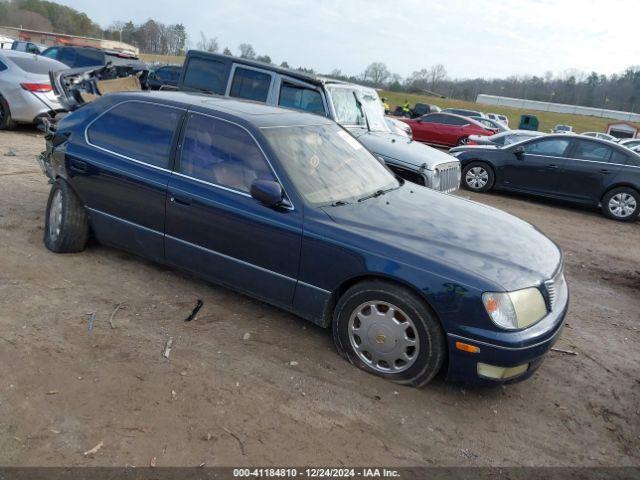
xmin=165 ymin=112 xmax=302 ymax=305
xmin=79 ymin=100 xmax=184 ymax=262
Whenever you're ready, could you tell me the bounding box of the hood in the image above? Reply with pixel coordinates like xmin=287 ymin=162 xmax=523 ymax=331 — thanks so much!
xmin=347 ymin=128 xmax=457 ymax=170
xmin=320 ymin=185 xmax=561 ymax=291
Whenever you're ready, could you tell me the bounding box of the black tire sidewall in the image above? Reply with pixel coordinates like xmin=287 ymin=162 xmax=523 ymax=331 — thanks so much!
xmin=43 ymin=179 xmax=89 ymax=252
xmin=602 ymin=187 xmax=639 ymax=222
xmin=333 ymin=282 xmax=445 ymax=386
xmin=0 ymin=96 xmax=13 ymax=130
xmin=462 ymin=161 xmax=494 ymax=192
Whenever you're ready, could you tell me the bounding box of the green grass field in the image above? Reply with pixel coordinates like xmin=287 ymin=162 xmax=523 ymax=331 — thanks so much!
xmin=379 ymin=90 xmax=630 ymax=134
xmin=138 ymin=54 xmax=631 ymax=134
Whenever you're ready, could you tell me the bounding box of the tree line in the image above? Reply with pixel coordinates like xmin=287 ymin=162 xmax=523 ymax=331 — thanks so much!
xmin=2 ymin=0 xmax=640 ymax=112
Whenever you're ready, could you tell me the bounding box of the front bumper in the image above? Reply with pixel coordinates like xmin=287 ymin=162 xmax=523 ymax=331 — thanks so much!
xmin=445 ymin=289 xmax=568 ymax=386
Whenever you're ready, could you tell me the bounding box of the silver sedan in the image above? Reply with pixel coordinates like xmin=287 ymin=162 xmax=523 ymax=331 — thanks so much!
xmin=0 ymin=50 xmax=66 ymax=129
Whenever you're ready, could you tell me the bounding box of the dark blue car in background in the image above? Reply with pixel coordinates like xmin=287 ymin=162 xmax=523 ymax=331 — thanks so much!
xmin=39 ymin=91 xmax=568 ymax=386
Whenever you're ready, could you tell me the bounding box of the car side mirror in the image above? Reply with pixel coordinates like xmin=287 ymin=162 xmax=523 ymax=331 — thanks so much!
xmin=513 ymin=146 xmax=525 ymax=157
xmin=250 ymin=180 xmax=284 ymax=207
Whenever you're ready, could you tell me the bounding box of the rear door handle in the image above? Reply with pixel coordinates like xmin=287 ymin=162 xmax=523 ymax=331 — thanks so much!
xmin=170 ymin=194 xmax=191 ymax=206
xmin=599 ymin=169 xmax=611 ymax=175
xmin=547 ymin=164 xmax=559 ymax=170
xmin=69 ymin=159 xmax=87 ymax=173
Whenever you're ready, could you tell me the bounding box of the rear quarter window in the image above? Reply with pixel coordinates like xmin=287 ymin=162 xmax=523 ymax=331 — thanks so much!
xmin=87 ymin=101 xmax=183 ymax=168
xmin=182 ymin=57 xmax=227 ymax=94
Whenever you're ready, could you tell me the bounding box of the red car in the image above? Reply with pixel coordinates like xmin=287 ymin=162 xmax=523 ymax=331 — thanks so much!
xmin=402 ymin=113 xmax=496 ymax=147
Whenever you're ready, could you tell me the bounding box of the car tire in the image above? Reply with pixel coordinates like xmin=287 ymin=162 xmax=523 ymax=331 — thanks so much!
xmin=44 ymin=179 xmax=89 ymax=253
xmin=0 ymin=96 xmax=16 ymax=130
xmin=462 ymin=161 xmax=495 ymax=192
xmin=332 ymin=280 xmax=446 ymax=388
xmin=601 ymin=187 xmax=639 ymax=222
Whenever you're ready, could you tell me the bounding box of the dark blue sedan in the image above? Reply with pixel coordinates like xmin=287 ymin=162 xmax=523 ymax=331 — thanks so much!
xmin=40 ymin=91 xmax=568 ymax=386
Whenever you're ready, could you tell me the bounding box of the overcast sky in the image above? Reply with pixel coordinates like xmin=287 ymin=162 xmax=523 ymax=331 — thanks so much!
xmin=58 ymin=0 xmax=637 ymax=79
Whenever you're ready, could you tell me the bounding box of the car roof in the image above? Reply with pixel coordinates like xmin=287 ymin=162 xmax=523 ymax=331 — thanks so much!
xmin=105 ymin=91 xmax=335 ymax=128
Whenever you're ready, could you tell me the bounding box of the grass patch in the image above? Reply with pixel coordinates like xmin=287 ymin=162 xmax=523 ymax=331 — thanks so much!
xmin=140 ymin=53 xmax=185 ymax=65
xmin=379 ymin=90 xmax=634 ymax=134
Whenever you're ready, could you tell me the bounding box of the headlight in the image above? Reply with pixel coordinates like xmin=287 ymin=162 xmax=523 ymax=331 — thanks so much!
xmin=430 ymin=171 xmax=440 ymax=189
xmin=482 ymin=287 xmax=547 ymax=330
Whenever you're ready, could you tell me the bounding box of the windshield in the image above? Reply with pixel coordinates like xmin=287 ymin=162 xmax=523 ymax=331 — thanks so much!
xmin=327 ymin=85 xmax=390 ymax=133
xmin=262 ymin=124 xmax=398 ymax=206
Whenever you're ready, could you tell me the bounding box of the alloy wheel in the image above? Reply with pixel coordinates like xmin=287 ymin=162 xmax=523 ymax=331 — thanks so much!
xmin=465 ymin=166 xmax=489 ymax=189
xmin=348 ymin=301 xmax=419 ymax=373
xmin=608 ymin=193 xmax=637 ymax=218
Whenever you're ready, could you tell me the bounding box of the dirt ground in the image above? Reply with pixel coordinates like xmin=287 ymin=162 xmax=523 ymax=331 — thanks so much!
xmin=0 ymin=127 xmax=639 ymax=468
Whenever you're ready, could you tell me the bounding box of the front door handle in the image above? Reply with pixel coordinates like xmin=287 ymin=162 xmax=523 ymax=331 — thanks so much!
xmin=599 ymin=169 xmax=611 ymax=175
xmin=170 ymin=194 xmax=191 ymax=206
xmin=547 ymin=164 xmax=559 ymax=170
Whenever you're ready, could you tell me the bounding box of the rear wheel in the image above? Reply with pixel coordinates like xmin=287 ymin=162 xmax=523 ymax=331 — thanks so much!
xmin=332 ymin=280 xmax=446 ymax=387
xmin=0 ymin=96 xmax=16 ymax=130
xmin=601 ymin=187 xmax=639 ymax=222
xmin=462 ymin=161 xmax=495 ymax=192
xmin=44 ymin=179 xmax=89 ymax=253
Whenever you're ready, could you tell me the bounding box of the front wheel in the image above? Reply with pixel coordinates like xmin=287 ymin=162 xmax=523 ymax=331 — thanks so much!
xmin=44 ymin=179 xmax=89 ymax=253
xmin=462 ymin=161 xmax=495 ymax=192
xmin=0 ymin=96 xmax=16 ymax=130
xmin=332 ymin=280 xmax=446 ymax=387
xmin=601 ymin=187 xmax=639 ymax=222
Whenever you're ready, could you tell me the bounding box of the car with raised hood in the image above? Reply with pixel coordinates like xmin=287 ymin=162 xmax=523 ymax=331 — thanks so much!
xmin=451 ymin=134 xmax=640 ymax=221
xmin=39 ymin=91 xmax=568 ymax=386
xmin=0 ymin=50 xmax=66 ymax=129
xmin=401 ymin=112 xmax=496 ymax=147
xmin=175 ymin=50 xmax=460 ymax=192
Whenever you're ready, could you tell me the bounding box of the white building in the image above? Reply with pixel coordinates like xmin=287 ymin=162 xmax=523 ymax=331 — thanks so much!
xmin=606 ymin=122 xmax=639 ymax=139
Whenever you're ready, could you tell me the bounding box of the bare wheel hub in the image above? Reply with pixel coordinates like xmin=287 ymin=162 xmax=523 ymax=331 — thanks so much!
xmin=348 ymin=301 xmax=419 ymax=373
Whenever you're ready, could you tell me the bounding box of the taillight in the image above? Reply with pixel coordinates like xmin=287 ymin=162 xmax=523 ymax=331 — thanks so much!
xmin=21 ymin=83 xmax=52 ymax=92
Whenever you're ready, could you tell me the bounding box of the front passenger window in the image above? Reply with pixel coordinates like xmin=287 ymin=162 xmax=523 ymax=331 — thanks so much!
xmin=279 ymin=84 xmax=325 ymax=115
xmin=524 ymin=139 xmax=570 ymax=156
xmin=179 ymin=114 xmax=275 ymax=193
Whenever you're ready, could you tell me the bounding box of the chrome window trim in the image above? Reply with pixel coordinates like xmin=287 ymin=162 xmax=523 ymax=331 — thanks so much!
xmin=179 ymin=111 xmax=296 ymax=211
xmin=84 ymin=99 xmax=186 ymax=173
xmin=562 ymin=156 xmax=639 ymax=169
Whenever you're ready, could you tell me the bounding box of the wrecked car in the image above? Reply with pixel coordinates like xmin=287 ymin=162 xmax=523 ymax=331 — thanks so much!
xmin=39 ymin=91 xmax=568 ymax=386
xmin=177 ymin=51 xmax=460 ymax=192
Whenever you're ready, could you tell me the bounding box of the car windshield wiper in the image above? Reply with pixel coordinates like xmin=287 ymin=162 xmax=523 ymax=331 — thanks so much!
xmin=330 ymin=200 xmax=350 ymax=207
xmin=357 ymin=189 xmax=387 ymax=203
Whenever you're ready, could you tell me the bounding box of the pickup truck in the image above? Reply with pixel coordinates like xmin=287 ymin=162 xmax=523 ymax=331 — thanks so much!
xmin=176 ymin=51 xmax=460 ymax=192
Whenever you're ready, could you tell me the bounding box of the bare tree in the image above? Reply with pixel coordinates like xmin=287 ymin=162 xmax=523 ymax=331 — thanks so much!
xmin=428 ymin=64 xmax=447 ymax=91
xmin=238 ymin=43 xmax=256 ymax=59
xmin=223 ymin=47 xmax=232 ymax=55
xmin=197 ymin=32 xmax=218 ymax=52
xmin=363 ymin=62 xmax=390 ymax=86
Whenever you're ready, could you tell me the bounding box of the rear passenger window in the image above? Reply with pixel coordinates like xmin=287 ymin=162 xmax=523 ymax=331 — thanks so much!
xmin=572 ymin=140 xmax=612 ymax=162
xmin=179 ymin=114 xmax=275 ymax=193
xmin=182 ymin=57 xmax=227 ymax=94
xmin=229 ymin=67 xmax=272 ymax=102
xmin=87 ymin=101 xmax=182 ymax=168
xmin=279 ymin=84 xmax=325 ymax=115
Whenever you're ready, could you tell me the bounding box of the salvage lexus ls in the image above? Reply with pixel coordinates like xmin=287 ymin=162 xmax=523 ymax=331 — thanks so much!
xmin=39 ymin=92 xmax=568 ymax=386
